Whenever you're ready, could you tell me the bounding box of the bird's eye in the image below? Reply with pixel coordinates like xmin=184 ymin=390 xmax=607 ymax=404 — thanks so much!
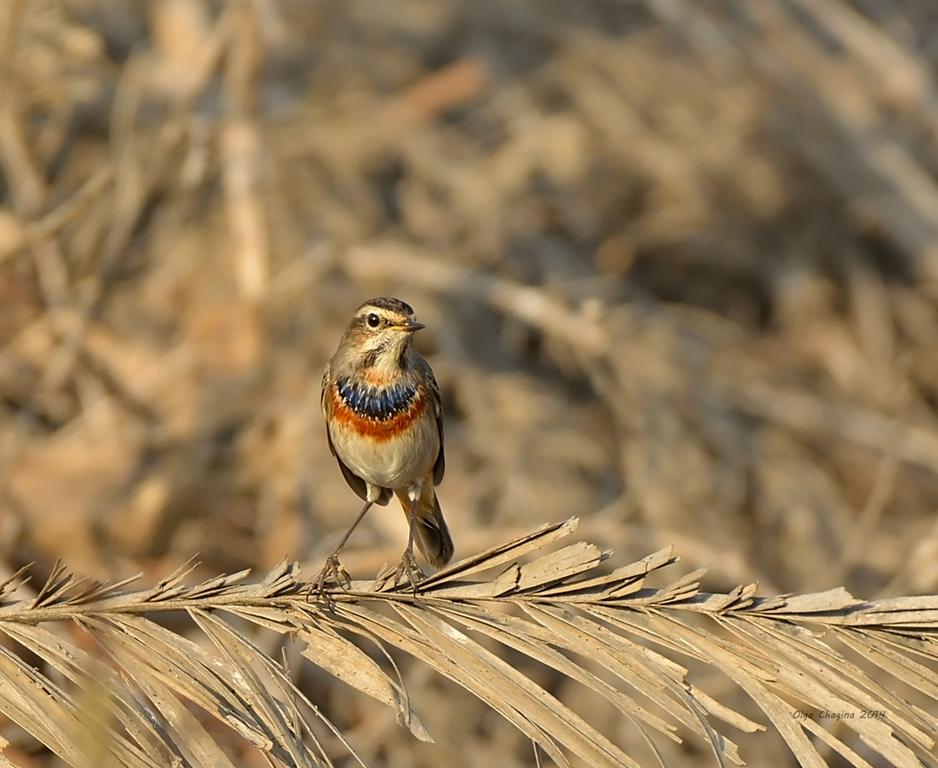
xmin=366 ymin=313 xmax=381 ymax=328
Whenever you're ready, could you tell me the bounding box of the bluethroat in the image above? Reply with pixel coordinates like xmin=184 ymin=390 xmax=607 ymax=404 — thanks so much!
xmin=317 ymin=297 xmax=453 ymax=589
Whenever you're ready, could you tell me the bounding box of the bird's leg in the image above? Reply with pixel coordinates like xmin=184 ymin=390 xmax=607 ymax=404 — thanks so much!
xmin=390 ymin=499 xmax=425 ymax=593
xmin=310 ymin=501 xmax=372 ymax=599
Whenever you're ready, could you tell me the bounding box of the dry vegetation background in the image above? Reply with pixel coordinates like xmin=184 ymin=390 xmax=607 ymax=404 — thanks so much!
xmin=1 ymin=0 xmax=938 ymax=766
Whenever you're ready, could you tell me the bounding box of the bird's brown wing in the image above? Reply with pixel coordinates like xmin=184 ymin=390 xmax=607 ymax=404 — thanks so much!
xmin=321 ymin=366 xmax=369 ymax=501
xmin=417 ymin=356 xmax=445 ymax=486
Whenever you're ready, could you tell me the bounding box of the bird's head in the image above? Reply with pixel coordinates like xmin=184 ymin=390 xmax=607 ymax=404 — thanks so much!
xmin=335 ymin=297 xmax=425 ymax=374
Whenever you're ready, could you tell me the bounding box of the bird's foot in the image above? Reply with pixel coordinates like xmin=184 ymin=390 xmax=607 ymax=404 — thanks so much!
xmin=307 ymin=553 xmax=351 ymax=604
xmin=378 ymin=549 xmax=425 ymax=593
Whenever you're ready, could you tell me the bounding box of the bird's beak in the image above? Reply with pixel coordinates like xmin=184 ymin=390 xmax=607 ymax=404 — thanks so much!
xmin=396 ymin=320 xmax=425 ymax=332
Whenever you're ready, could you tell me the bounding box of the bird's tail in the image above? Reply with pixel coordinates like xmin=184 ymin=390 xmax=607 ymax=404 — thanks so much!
xmin=395 ymin=482 xmax=453 ymax=569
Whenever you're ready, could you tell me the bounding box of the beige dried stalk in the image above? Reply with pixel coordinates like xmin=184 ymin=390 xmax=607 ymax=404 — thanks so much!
xmin=0 ymin=518 xmax=935 ymax=768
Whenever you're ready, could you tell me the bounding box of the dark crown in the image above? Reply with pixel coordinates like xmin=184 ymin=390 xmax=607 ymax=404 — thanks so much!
xmin=357 ymin=297 xmax=415 ymax=317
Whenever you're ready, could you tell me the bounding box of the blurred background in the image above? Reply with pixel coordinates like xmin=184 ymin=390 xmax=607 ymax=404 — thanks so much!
xmin=1 ymin=0 xmax=938 ymax=765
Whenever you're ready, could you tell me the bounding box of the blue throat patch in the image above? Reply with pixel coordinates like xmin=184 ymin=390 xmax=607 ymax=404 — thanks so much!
xmin=337 ymin=377 xmax=417 ymax=420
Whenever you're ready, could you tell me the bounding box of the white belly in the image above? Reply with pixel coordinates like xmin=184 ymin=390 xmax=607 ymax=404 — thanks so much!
xmin=332 ymin=415 xmax=438 ymax=489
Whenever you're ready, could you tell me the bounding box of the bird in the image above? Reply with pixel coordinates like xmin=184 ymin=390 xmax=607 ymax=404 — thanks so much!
xmin=317 ymin=297 xmax=453 ymax=590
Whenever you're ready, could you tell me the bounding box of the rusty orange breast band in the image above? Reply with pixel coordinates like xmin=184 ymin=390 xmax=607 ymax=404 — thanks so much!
xmin=330 ymin=384 xmax=426 ymax=442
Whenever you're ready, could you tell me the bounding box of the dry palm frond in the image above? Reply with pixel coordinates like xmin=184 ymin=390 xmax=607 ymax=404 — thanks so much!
xmin=0 ymin=519 xmax=935 ymax=767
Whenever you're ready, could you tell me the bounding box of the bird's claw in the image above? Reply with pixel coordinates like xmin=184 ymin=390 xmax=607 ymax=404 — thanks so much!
xmin=307 ymin=553 xmax=351 ymax=604
xmin=378 ymin=549 xmax=425 ymax=593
